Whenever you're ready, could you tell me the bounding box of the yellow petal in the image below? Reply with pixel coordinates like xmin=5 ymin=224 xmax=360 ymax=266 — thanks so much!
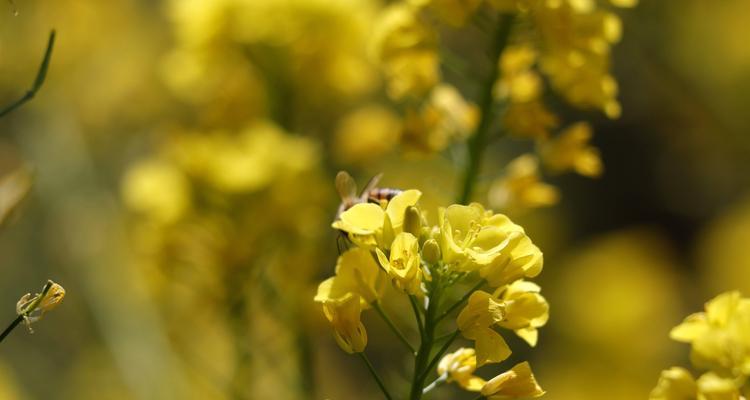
xmin=649 ymin=367 xmax=697 ymax=400
xmin=385 ymin=189 xmax=422 ymax=229
xmin=333 ymin=203 xmax=385 ymax=235
xmin=481 ymin=361 xmax=545 ymax=398
xmin=474 ymin=327 xmax=511 ymax=366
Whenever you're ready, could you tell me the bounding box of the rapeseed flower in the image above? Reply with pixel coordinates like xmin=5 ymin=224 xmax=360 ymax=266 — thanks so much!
xmin=650 ymin=291 xmax=750 ymax=400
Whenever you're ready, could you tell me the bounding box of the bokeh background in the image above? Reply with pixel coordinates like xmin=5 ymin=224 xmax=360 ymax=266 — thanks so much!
xmin=1 ymin=0 xmax=749 ymax=399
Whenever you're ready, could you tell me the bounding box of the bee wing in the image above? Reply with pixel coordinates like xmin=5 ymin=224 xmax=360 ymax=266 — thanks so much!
xmin=335 ymin=171 xmax=358 ymax=202
xmin=360 ymin=173 xmax=383 ymax=199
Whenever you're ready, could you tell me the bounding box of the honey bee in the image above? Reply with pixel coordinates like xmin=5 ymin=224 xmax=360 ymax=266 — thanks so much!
xmin=334 ymin=171 xmax=403 ymax=253
xmin=335 ymin=171 xmax=403 ymax=219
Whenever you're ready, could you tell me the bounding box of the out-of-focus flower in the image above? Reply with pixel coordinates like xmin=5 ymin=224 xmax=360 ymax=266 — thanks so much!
xmin=376 ymin=232 xmax=424 ymax=296
xmin=650 ymin=367 xmax=745 ymax=400
xmin=437 ymin=348 xmax=485 ymax=391
xmin=0 ymin=167 xmax=33 ymax=228
xmin=488 ymin=154 xmax=559 ymax=211
xmin=333 ymin=105 xmax=401 ymax=165
xmin=481 ymin=361 xmax=545 ymax=399
xmin=121 ymin=159 xmax=191 ymax=225
xmin=401 ymin=84 xmax=479 ymax=154
xmin=539 ymin=122 xmax=603 ymax=177
xmin=169 ymin=121 xmax=319 ymax=193
xmin=669 ymin=291 xmax=750 ymax=377
xmin=370 ymin=2 xmax=440 ymax=100
xmin=650 ymin=291 xmax=750 ymax=400
xmin=533 ymin=4 xmax=624 ymax=118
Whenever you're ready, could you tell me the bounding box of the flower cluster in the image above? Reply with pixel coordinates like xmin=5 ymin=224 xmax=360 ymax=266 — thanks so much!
xmin=650 ymin=291 xmax=750 ymax=400
xmin=315 ymin=174 xmax=548 ymax=398
xmin=366 ymin=0 xmax=636 ymax=208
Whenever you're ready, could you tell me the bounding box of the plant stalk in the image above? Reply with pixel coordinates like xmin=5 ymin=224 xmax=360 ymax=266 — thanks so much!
xmin=457 ymin=14 xmax=515 ymax=204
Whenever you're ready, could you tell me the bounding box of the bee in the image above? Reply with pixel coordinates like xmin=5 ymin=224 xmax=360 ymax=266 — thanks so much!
xmin=334 ymin=171 xmax=403 ymax=253
xmin=335 ymin=171 xmax=404 ymax=218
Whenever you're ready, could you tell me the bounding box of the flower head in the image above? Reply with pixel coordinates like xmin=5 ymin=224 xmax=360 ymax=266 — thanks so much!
xmin=437 ymin=348 xmax=485 ymax=391
xmin=457 ymin=291 xmax=511 ymax=366
xmin=539 ymin=122 xmax=603 ymax=177
xmin=333 ymin=190 xmax=422 ymax=247
xmin=322 ymin=294 xmax=368 ymax=354
xmin=16 ymin=280 xmax=66 ymax=332
xmin=376 ymin=232 xmax=424 ymax=296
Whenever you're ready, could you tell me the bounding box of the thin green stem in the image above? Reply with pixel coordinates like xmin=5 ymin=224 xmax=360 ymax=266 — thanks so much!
xmin=0 ymin=30 xmax=55 ymax=118
xmin=358 ymin=352 xmax=393 ymax=400
xmin=457 ymin=14 xmax=515 ymax=204
xmin=409 ymin=279 xmax=441 ymax=400
xmin=373 ymin=301 xmax=416 ymax=354
xmin=435 ymin=279 xmax=486 ymax=323
xmin=470 ymin=395 xmax=485 ymax=400
xmin=409 ymin=295 xmax=425 ymax=340
xmin=418 ymin=330 xmax=460 ymax=383
xmin=0 ymin=315 xmax=23 ymax=343
xmin=422 ymin=373 xmax=447 ymax=395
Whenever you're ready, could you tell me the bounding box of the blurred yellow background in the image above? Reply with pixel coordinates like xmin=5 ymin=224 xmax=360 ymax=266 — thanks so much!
xmin=1 ymin=0 xmax=749 ymax=399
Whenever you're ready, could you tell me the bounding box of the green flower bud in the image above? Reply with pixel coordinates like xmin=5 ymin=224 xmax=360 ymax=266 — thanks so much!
xmin=422 ymin=238 xmax=442 ymax=265
xmin=403 ymin=205 xmax=422 ymax=237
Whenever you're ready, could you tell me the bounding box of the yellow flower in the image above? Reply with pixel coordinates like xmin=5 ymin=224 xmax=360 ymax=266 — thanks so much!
xmin=481 ymin=361 xmax=545 ymax=399
xmin=670 ymin=291 xmax=750 ymax=378
xmin=332 ymin=189 xmax=422 ymax=247
xmin=488 ymin=154 xmax=560 ymax=211
xmin=495 ymin=45 xmax=543 ymax=104
xmin=539 ymin=122 xmax=603 ymax=177
xmin=16 ymin=280 xmax=66 ymax=331
xmin=495 ymin=280 xmax=549 ymax=346
xmin=314 ymin=247 xmax=387 ymax=307
xmin=478 ymin=229 xmax=543 ymax=288
xmin=503 ymin=101 xmax=560 ymax=140
xmin=321 ymin=294 xmax=368 ymax=354
xmin=437 ymin=348 xmax=486 ymax=392
xmin=649 ymin=368 xmax=744 ymax=400
xmin=376 ymin=232 xmax=424 ymax=296
xmin=534 ymin=6 xmax=623 ymax=118
xmin=650 ymin=367 xmax=697 ymax=400
xmin=121 ymin=159 xmax=191 ymax=224
xmin=371 ymin=3 xmax=440 ymax=100
xmin=402 ymin=84 xmax=479 ymax=153
xmin=457 ymin=291 xmax=511 ymax=366
xmin=333 ymin=105 xmax=401 ymax=165
xmin=438 ymin=203 xmax=524 ymax=271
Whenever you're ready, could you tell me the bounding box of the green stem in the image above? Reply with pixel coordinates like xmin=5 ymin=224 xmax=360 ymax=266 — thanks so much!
xmin=0 ymin=30 xmax=55 ymax=118
xmin=358 ymin=352 xmax=393 ymax=400
xmin=373 ymin=302 xmax=416 ymax=354
xmin=0 ymin=315 xmax=23 ymax=343
xmin=457 ymin=14 xmax=515 ymax=204
xmin=409 ymin=280 xmax=441 ymax=400
xmin=418 ymin=330 xmax=460 ymax=383
xmin=470 ymin=395 xmax=485 ymax=400
xmin=435 ymin=279 xmax=486 ymax=323
xmin=409 ymin=295 xmax=425 ymax=340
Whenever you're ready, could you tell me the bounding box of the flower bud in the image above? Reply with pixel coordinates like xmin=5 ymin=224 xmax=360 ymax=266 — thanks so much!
xmin=422 ymin=238 xmax=442 ymax=265
xmin=403 ymin=205 xmax=422 ymax=236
